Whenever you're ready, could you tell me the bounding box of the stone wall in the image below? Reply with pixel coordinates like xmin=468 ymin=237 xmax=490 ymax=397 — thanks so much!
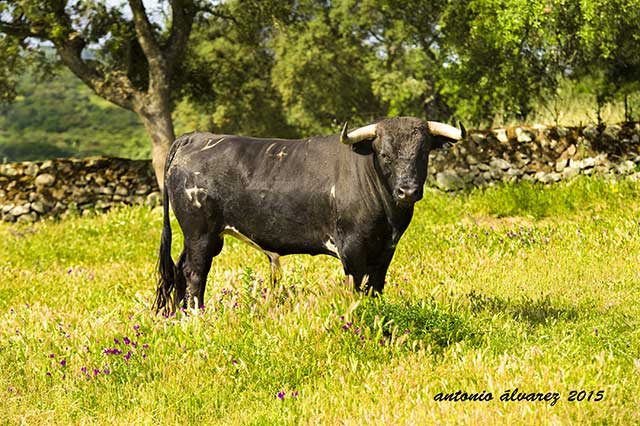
xmin=428 ymin=122 xmax=640 ymax=190
xmin=0 ymin=157 xmax=160 ymax=223
xmin=1 ymin=122 xmax=640 ymax=223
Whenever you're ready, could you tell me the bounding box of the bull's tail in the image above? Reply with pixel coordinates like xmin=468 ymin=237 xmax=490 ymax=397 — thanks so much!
xmin=154 ymin=138 xmax=185 ymax=314
xmin=154 ymin=181 xmax=175 ymax=314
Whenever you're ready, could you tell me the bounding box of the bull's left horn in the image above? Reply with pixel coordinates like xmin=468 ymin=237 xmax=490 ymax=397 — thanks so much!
xmin=427 ymin=121 xmax=466 ymax=140
xmin=340 ymin=122 xmax=378 ymax=144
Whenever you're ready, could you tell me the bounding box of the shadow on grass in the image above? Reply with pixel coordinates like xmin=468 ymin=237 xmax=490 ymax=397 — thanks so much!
xmin=467 ymin=290 xmax=579 ymax=325
xmin=353 ymin=297 xmax=482 ymax=351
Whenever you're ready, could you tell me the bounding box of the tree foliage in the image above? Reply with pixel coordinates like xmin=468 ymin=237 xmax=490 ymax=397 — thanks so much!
xmin=1 ymin=0 xmax=640 ymax=163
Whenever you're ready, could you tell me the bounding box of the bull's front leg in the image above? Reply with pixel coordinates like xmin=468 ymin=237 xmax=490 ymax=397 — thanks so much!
xmin=340 ymin=240 xmax=395 ymax=295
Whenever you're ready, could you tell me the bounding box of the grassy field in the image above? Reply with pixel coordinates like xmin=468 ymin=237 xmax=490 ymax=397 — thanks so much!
xmin=1 ymin=177 xmax=640 ymax=425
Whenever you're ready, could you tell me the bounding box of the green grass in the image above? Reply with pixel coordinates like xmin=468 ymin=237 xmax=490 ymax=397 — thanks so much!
xmin=1 ymin=177 xmax=640 ymax=425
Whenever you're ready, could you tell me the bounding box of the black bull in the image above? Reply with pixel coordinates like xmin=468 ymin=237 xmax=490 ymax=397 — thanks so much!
xmin=155 ymin=117 xmax=465 ymax=313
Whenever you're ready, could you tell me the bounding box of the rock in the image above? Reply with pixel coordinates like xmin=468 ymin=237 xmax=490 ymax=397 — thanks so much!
xmin=617 ymin=160 xmax=636 ymax=175
xmin=40 ymin=160 xmax=54 ymax=170
xmin=17 ymin=212 xmax=37 ymax=223
xmin=602 ymin=125 xmax=621 ymax=142
xmin=470 ymin=133 xmax=486 ymax=144
xmin=493 ymin=129 xmax=508 ymax=143
xmin=489 ymin=157 xmax=512 ymax=170
xmin=564 ymin=144 xmax=577 ymax=157
xmin=515 ymin=152 xmax=531 ymax=165
xmin=539 ymin=172 xmax=561 ymax=184
xmin=51 ymin=187 xmax=66 ymax=200
xmin=0 ymin=164 xmax=18 ymax=177
xmin=35 ymin=173 xmax=56 ymax=187
xmin=583 ymin=125 xmax=599 ymax=140
xmin=556 ymin=127 xmax=569 ymax=138
xmin=135 ymin=185 xmax=151 ymax=195
xmin=98 ymin=187 xmax=113 ymax=195
xmin=579 ymin=158 xmax=596 ymax=169
xmin=23 ymin=163 xmax=39 ymax=176
xmin=9 ymin=204 xmax=31 ymax=217
xmin=30 ymin=201 xmax=45 ymax=214
xmin=477 ymin=163 xmax=491 ymax=172
xmin=562 ymin=167 xmax=579 ymax=180
xmin=506 ymin=168 xmax=523 ymax=177
xmin=2 ymin=203 xmax=15 ymax=214
xmin=465 ymin=154 xmax=479 ymax=165
xmin=555 ymin=159 xmax=569 ymax=172
xmin=115 ymin=185 xmax=129 ymax=196
xmin=516 ymin=128 xmax=533 ymax=143
xmin=436 ymin=170 xmax=465 ymax=191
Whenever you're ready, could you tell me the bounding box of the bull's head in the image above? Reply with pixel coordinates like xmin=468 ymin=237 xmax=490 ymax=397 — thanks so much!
xmin=341 ymin=117 xmax=465 ymax=203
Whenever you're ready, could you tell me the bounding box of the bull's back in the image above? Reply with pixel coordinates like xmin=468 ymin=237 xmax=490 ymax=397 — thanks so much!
xmin=167 ymin=132 xmax=341 ymax=256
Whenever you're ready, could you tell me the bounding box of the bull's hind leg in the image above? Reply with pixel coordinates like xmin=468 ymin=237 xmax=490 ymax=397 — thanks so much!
xmin=174 ymin=250 xmax=187 ymax=311
xmin=181 ymin=233 xmax=223 ymax=309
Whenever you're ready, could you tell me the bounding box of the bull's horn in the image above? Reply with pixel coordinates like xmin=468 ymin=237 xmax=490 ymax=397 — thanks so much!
xmin=340 ymin=122 xmax=378 ymax=144
xmin=427 ymin=121 xmax=466 ymax=140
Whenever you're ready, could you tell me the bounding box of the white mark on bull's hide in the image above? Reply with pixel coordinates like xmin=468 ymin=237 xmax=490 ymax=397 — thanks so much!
xmin=201 ymin=137 xmax=226 ymax=151
xmin=277 ymin=148 xmax=287 ymax=159
xmin=324 ymin=238 xmax=340 ymax=258
xmin=220 ymin=226 xmax=282 ymax=282
xmin=266 ymin=143 xmax=276 ymax=154
xmin=185 ymin=185 xmax=206 ymax=208
xmin=330 ymin=185 xmax=336 ymax=199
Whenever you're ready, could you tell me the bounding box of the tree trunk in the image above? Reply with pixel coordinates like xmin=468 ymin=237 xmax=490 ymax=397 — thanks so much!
xmin=139 ymin=106 xmax=175 ymax=190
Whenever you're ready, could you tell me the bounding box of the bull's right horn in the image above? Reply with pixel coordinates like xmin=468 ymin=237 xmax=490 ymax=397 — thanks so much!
xmin=427 ymin=121 xmax=466 ymax=140
xmin=341 ymin=122 xmax=378 ymax=144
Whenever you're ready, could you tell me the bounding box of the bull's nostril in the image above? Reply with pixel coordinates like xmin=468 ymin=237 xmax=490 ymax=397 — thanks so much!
xmin=396 ymin=186 xmax=418 ymax=201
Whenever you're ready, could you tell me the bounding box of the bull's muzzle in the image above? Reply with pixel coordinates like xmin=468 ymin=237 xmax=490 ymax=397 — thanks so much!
xmin=395 ymin=184 xmax=423 ymax=203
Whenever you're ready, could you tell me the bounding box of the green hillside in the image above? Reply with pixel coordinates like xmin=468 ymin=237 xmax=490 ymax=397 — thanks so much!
xmin=0 ymin=69 xmax=149 ymax=162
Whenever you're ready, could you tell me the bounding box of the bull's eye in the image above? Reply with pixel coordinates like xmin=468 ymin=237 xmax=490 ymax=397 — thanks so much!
xmin=379 ymin=152 xmax=390 ymax=165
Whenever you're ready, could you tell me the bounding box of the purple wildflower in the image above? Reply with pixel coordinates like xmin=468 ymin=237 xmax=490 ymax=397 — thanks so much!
xmin=232 ymin=359 xmax=238 ymax=365
xmin=291 ymin=391 xmax=299 ymax=398
xmin=49 ymin=354 xmax=55 ymax=359
xmin=277 ymin=391 xmax=285 ymax=400
xmin=46 ymin=371 xmax=52 ymax=377
xmin=133 ymin=324 xmax=140 ymax=331
xmin=124 ymin=351 xmax=132 ymax=360
xmin=60 ymin=359 xmax=67 ymax=367
xmin=81 ymin=366 xmax=87 ymax=374
xmin=142 ymin=343 xmax=149 ymax=349
xmin=103 ymin=368 xmax=111 ymax=375
xmin=123 ymin=337 xmax=131 ymax=345
xmin=93 ymin=369 xmax=100 ymax=376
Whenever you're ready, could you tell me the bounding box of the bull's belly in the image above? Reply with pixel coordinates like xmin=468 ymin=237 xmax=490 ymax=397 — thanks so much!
xmin=220 ymin=215 xmax=338 ymax=258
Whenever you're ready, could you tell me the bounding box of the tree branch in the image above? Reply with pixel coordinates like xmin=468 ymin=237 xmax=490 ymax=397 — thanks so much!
xmin=164 ymin=0 xmax=196 ymax=77
xmin=128 ymin=0 xmax=166 ymax=92
xmin=0 ymin=19 xmax=46 ymax=39
xmin=55 ymin=38 xmax=137 ymax=111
